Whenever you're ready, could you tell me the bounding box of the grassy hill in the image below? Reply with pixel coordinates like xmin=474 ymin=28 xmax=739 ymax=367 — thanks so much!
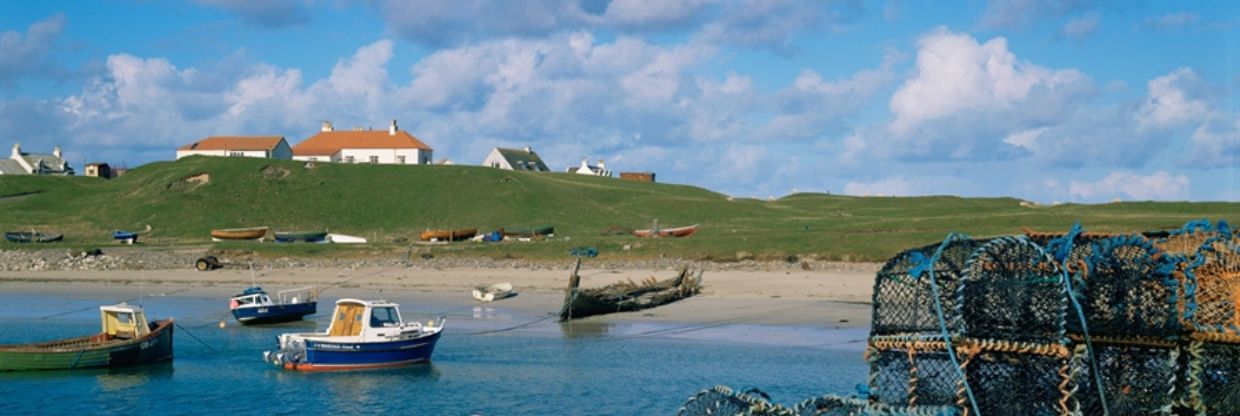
xmin=1 ymin=156 xmax=1235 ymax=262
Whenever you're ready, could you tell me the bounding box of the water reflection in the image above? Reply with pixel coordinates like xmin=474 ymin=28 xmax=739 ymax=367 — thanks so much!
xmin=96 ymin=362 xmax=174 ymax=392
xmin=558 ymin=321 xmax=613 ymax=338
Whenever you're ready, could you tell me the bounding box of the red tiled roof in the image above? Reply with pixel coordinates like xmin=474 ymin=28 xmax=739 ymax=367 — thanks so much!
xmin=179 ymin=136 xmax=285 ymax=151
xmin=292 ymin=130 xmax=432 ymax=156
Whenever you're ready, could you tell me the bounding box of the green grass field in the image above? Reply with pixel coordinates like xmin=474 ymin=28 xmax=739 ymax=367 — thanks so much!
xmin=1 ymin=156 xmax=1235 ymax=262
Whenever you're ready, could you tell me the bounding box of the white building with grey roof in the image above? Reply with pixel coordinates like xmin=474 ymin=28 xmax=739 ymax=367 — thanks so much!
xmin=0 ymin=143 xmax=74 ymax=175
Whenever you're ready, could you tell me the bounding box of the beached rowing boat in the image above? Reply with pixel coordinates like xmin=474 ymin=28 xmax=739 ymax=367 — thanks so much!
xmin=633 ymin=224 xmax=699 ymax=238
xmin=0 ymin=303 xmax=173 ymax=371
xmin=472 ymin=282 xmax=516 ymax=302
xmin=559 ymin=259 xmax=702 ymax=321
xmin=4 ymin=231 xmax=63 ymax=243
xmin=419 ymin=228 xmax=477 ymax=242
xmin=211 ymin=227 xmax=269 ymax=241
xmin=273 ymin=231 xmax=328 ymax=243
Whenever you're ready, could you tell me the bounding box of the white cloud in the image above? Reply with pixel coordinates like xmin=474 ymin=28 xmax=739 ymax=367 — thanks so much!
xmin=603 ymin=0 xmax=714 ymax=29
xmin=1184 ymin=112 xmax=1240 ymax=169
xmin=1140 ymin=12 xmax=1200 ymax=32
xmin=1068 ymin=171 xmax=1190 ymax=201
xmin=1136 ymin=68 xmax=1210 ymax=130
xmin=0 ymin=14 xmax=65 ymax=85
xmin=1058 ymin=14 xmax=1098 ymax=40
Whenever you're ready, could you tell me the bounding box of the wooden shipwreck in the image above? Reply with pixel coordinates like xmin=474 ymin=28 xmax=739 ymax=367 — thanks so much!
xmin=559 ymin=259 xmax=703 ymax=321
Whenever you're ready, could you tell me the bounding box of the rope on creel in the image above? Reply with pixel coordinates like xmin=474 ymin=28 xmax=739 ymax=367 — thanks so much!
xmin=919 ymin=232 xmax=983 ymax=416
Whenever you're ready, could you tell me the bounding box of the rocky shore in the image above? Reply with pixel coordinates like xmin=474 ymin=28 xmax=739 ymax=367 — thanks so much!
xmin=0 ymin=248 xmax=879 ymax=274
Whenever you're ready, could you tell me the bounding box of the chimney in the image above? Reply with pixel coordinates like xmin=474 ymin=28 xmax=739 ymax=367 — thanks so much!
xmin=53 ymin=146 xmax=62 ymax=159
xmin=598 ymin=159 xmax=605 ymax=171
xmin=11 ymin=143 xmax=20 ymax=159
xmin=389 ymin=119 xmax=398 ymax=136
xmin=321 ymin=120 xmax=334 ymax=132
xmin=524 ymin=146 xmax=532 ymax=154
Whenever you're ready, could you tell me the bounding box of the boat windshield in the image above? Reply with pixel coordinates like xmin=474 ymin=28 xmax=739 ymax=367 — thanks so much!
xmin=369 ymin=307 xmax=401 ymax=327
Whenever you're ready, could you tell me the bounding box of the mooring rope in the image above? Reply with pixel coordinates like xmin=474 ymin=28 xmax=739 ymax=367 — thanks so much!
xmin=1051 ymin=224 xmax=1110 ymax=416
xmin=922 ymin=232 xmax=983 ymax=416
xmin=174 ymin=321 xmax=219 ymax=353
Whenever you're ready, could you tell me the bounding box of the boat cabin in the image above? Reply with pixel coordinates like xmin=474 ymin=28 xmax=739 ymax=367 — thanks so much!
xmin=100 ymin=304 xmax=151 ymax=340
xmin=230 ymin=287 xmax=272 ymax=309
xmin=324 ymin=299 xmax=426 ymax=341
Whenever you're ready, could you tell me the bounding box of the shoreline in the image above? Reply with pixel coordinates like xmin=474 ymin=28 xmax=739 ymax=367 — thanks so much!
xmin=0 ymin=263 xmax=880 ymax=330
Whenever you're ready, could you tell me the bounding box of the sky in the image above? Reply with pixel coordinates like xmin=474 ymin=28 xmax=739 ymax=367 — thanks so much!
xmin=1 ymin=0 xmax=1237 ymax=203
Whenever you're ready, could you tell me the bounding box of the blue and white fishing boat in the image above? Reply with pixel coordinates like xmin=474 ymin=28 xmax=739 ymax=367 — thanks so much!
xmin=229 ymin=286 xmax=317 ymax=325
xmin=263 ymin=299 xmax=444 ymax=371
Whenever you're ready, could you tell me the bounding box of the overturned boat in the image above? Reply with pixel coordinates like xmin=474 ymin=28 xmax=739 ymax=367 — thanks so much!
xmin=472 ymin=282 xmax=515 ymax=302
xmin=559 ymin=259 xmax=703 ymax=321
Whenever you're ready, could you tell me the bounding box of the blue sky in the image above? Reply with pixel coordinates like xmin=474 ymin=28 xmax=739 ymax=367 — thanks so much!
xmin=1 ymin=0 xmax=1237 ymax=202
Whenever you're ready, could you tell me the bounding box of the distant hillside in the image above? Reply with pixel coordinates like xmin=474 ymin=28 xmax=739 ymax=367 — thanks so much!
xmin=1 ymin=157 xmax=1235 ymax=262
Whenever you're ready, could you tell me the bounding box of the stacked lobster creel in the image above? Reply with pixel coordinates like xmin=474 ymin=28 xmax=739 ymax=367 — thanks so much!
xmin=1156 ymin=221 xmax=1239 ymax=414
xmin=866 ymin=235 xmax=1080 ymax=415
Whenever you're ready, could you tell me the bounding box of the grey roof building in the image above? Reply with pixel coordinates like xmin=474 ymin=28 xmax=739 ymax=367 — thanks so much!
xmin=1 ymin=143 xmax=74 ymax=175
xmin=482 ymin=146 xmax=550 ymax=172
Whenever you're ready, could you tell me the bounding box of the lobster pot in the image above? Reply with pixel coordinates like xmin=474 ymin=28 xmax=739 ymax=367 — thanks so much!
xmin=677 ymin=385 xmax=788 ymax=416
xmin=1069 ymin=236 xmax=1180 ymax=338
xmin=961 ymin=237 xmax=1068 ymax=343
xmin=792 ymin=394 xmax=960 ymax=416
xmin=965 ymin=347 xmax=1070 ymax=416
xmin=866 ymin=342 xmax=960 ymax=407
xmin=1154 ymin=228 xmax=1231 ymax=256
xmin=1180 ymin=341 xmax=1240 ymax=415
xmin=870 ymin=239 xmax=986 ymax=337
xmin=1180 ymin=246 xmax=1240 ymax=336
xmin=1071 ymin=341 xmax=1179 ymax=415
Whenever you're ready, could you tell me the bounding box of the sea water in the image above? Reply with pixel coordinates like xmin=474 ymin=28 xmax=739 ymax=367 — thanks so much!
xmin=0 ymin=289 xmax=868 ymax=415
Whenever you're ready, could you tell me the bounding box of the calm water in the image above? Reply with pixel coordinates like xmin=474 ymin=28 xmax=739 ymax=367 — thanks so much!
xmin=0 ymin=289 xmax=868 ymax=415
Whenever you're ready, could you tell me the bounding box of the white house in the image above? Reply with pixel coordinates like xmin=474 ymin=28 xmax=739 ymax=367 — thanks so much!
xmin=291 ymin=120 xmax=433 ymax=165
xmin=176 ymin=136 xmax=293 ymax=160
xmin=567 ymin=157 xmax=611 ymax=177
xmin=0 ymin=143 xmax=74 ymax=175
xmin=482 ymin=146 xmax=550 ymax=171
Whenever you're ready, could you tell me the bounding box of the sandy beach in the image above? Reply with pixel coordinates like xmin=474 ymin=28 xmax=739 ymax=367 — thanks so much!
xmin=0 ymin=263 xmax=880 ymax=328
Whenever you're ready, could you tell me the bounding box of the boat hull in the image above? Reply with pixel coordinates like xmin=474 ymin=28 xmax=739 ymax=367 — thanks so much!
xmin=286 ymin=331 xmax=442 ymax=371
xmin=419 ymin=228 xmax=477 ymax=241
xmin=0 ymin=320 xmax=174 ymax=371
xmin=633 ymin=225 xmax=698 ymax=238
xmin=327 ymin=233 xmax=367 ymax=244
xmin=210 ymin=227 xmax=269 ymax=240
xmin=273 ymin=231 xmax=328 ymax=243
xmin=232 ymin=302 xmax=317 ymax=325
xmin=4 ymin=232 xmax=64 ymax=243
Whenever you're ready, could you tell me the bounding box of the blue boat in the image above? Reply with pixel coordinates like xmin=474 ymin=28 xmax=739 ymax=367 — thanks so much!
xmin=263 ymin=299 xmax=444 ymax=371
xmin=113 ymin=230 xmax=138 ymax=244
xmin=229 ymin=286 xmax=317 ymax=325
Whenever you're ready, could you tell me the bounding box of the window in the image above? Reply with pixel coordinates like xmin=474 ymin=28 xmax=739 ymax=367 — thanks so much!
xmin=397 ymin=155 xmax=406 ymax=164
xmin=369 ymin=307 xmax=401 ymax=327
xmin=345 ymin=156 xmax=355 ymax=164
xmin=369 ymin=156 xmax=379 ymax=164
xmin=229 ymin=151 xmax=244 ymax=157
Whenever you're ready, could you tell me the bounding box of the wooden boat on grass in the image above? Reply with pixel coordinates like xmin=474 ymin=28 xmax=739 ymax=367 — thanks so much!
xmin=419 ymin=228 xmax=477 ymax=242
xmin=500 ymin=225 xmax=555 ymax=238
xmin=211 ymin=227 xmax=269 ymax=242
xmin=559 ymin=259 xmax=702 ymax=321
xmin=263 ymin=299 xmax=444 ymax=371
xmin=4 ymin=231 xmax=63 ymax=243
xmin=633 ymin=224 xmax=699 ymax=238
xmin=472 ymin=282 xmax=516 ymax=302
xmin=0 ymin=303 xmax=173 ymax=371
xmin=229 ymin=286 xmax=318 ymax=325
xmin=273 ymin=231 xmax=328 ymax=243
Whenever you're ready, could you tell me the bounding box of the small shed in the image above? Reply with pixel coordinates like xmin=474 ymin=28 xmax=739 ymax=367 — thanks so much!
xmin=85 ymin=162 xmax=112 ymax=179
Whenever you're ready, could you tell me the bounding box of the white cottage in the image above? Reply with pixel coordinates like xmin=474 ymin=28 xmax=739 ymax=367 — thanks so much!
xmin=0 ymin=143 xmax=74 ymax=175
xmin=567 ymin=158 xmax=611 ymax=177
xmin=292 ymin=120 xmax=432 ymax=165
xmin=482 ymin=146 xmax=550 ymax=171
xmin=176 ymin=136 xmax=293 ymax=160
